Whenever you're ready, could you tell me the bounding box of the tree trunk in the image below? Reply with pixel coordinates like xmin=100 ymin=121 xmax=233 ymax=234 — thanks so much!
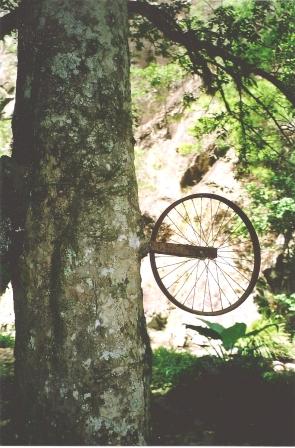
xmin=11 ymin=0 xmax=150 ymax=444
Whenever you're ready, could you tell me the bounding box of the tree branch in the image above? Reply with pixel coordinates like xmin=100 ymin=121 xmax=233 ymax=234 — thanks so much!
xmin=241 ymin=84 xmax=293 ymax=145
xmin=128 ymin=0 xmax=295 ymax=107
xmin=0 ymin=8 xmax=18 ymax=40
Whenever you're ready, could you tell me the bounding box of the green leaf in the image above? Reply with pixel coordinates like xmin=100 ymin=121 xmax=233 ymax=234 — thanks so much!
xmin=185 ymin=324 xmax=222 ymax=340
xmin=198 ymin=319 xmax=225 ymax=336
xmin=246 ymin=323 xmax=278 ymax=338
xmin=220 ymin=323 xmax=247 ymax=350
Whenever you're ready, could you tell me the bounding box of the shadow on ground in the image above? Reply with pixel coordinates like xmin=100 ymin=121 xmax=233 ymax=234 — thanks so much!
xmin=1 ymin=350 xmax=295 ymax=445
xmin=151 ymin=355 xmax=295 ymax=445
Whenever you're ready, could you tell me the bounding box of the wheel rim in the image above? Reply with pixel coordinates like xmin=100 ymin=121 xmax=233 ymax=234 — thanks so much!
xmin=150 ymin=193 xmax=261 ymax=316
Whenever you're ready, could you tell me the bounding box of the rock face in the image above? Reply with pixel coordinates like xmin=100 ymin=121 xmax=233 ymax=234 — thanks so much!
xmin=263 ymin=252 xmax=295 ymax=294
xmin=180 ymin=143 xmax=217 ymax=188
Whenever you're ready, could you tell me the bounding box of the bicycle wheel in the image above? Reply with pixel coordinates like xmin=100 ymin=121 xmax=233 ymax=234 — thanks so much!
xmin=150 ymin=193 xmax=261 ymax=316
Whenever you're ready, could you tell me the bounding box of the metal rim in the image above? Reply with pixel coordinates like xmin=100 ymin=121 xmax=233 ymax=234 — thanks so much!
xmin=150 ymin=193 xmax=261 ymax=316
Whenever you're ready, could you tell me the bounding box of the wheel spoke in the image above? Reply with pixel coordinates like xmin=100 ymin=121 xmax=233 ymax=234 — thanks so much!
xmin=207 ymin=200 xmax=221 ymax=246
xmin=182 ymin=260 xmax=201 ymax=306
xmin=174 ymin=205 xmax=201 ymax=244
xmin=217 ymin=256 xmax=251 ymax=282
xmin=165 ymin=259 xmax=196 ymax=291
xmin=191 ymin=199 xmax=209 ymax=246
xmin=157 ymin=259 xmax=194 ymax=269
xmin=173 ymin=261 xmax=199 ymax=299
xmin=183 ymin=259 xmax=208 ymax=306
xmin=208 ymin=199 xmax=213 ymax=244
xmin=214 ymin=261 xmax=225 ymax=308
xmin=191 ymin=261 xmax=200 ymax=310
xmin=205 ymin=261 xmax=214 ymax=312
xmin=217 ymin=221 xmax=245 ymax=248
xmin=166 ymin=215 xmax=195 ymax=245
xmin=212 ymin=212 xmax=237 ymax=246
xmin=206 ymin=262 xmax=230 ymax=307
xmin=213 ymin=261 xmax=241 ymax=298
xmin=202 ymin=261 xmax=209 ymax=312
xmin=159 ymin=258 xmax=192 ymax=280
xmin=214 ymin=260 xmax=246 ymax=292
xmin=182 ymin=201 xmax=202 ymax=244
xmin=219 ymin=255 xmax=253 ymax=262
xmin=210 ymin=205 xmax=230 ymax=245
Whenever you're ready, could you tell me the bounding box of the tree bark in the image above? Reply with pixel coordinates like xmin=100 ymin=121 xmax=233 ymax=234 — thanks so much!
xmin=11 ymin=0 xmax=150 ymax=444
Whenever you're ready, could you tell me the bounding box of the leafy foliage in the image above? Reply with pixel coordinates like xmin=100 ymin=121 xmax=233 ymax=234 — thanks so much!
xmin=246 ymin=182 xmax=295 ymax=239
xmin=255 ymin=288 xmax=295 ymax=339
xmin=239 ymin=317 xmax=295 ymax=360
xmin=0 ymin=333 xmax=14 ymax=348
xmin=0 ymin=0 xmax=19 ymax=13
xmin=185 ymin=318 xmax=283 ymax=358
xmin=152 ymin=347 xmax=199 ymax=393
xmin=177 ymin=142 xmax=201 ymax=155
xmin=129 ymin=0 xmax=190 ymax=58
xmin=130 ymin=0 xmax=295 ymax=101
xmin=204 ymin=0 xmax=295 ymax=78
xmin=131 ymin=62 xmax=185 ymax=123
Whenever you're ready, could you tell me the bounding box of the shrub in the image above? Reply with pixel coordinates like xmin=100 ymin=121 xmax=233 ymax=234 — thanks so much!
xmin=0 ymin=334 xmax=15 ymax=348
xmin=152 ymin=347 xmax=199 ymax=393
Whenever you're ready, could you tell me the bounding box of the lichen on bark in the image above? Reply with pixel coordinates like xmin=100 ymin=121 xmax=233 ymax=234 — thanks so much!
xmin=12 ymin=0 xmax=151 ymax=444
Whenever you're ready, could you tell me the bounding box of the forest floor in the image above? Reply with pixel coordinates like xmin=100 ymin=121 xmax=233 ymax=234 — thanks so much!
xmin=1 ymin=349 xmax=295 ymax=446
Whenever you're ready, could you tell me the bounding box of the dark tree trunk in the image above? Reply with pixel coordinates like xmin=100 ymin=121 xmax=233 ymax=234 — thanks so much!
xmin=11 ymin=0 xmax=150 ymax=444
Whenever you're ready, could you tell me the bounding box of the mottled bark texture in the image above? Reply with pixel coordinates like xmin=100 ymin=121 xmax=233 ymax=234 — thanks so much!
xmin=11 ymin=0 xmax=150 ymax=444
